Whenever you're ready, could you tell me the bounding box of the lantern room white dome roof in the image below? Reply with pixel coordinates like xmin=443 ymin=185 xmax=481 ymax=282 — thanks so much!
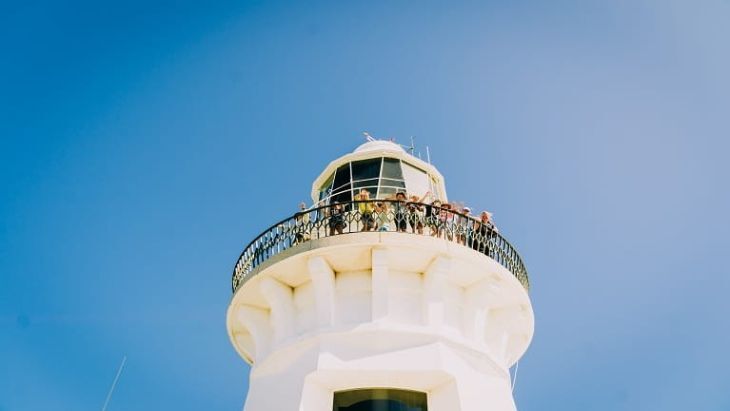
xmin=353 ymin=140 xmax=405 ymax=154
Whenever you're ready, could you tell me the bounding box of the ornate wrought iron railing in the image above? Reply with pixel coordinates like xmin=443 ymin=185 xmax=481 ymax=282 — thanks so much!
xmin=231 ymin=200 xmax=529 ymax=293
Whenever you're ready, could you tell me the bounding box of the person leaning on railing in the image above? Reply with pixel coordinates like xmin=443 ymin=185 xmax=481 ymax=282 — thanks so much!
xmin=473 ymin=211 xmax=498 ymax=257
xmin=426 ymin=199 xmax=442 ymax=236
xmin=457 ymin=206 xmax=472 ymax=245
xmin=392 ymin=192 xmax=411 ymax=232
xmin=407 ymin=194 xmax=427 ymax=234
xmin=293 ymin=202 xmax=311 ymax=245
xmin=354 ymin=189 xmax=375 ymax=231
xmin=439 ymin=203 xmax=455 ymax=240
xmin=328 ymin=202 xmax=346 ymax=235
xmin=374 ymin=200 xmax=387 ymax=231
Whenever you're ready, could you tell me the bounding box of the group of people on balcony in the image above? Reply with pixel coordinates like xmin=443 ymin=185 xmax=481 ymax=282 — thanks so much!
xmin=293 ymin=189 xmax=500 ymax=256
xmin=237 ymin=190 xmax=524 ymax=291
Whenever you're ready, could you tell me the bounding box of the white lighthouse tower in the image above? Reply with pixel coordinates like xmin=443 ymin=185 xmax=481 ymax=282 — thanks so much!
xmin=226 ymin=140 xmax=533 ymax=411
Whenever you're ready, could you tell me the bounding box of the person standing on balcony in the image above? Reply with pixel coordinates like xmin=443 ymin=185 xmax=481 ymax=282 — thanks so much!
xmin=393 ymin=192 xmax=409 ymax=232
xmin=354 ymin=189 xmax=375 ymax=231
xmin=375 ymin=201 xmax=391 ymax=231
xmin=475 ymin=211 xmax=498 ymax=257
xmin=407 ymin=193 xmax=429 ymax=234
xmin=440 ymin=203 xmax=455 ymax=240
xmin=294 ymin=202 xmax=311 ymax=244
xmin=457 ymin=206 xmax=472 ymax=245
xmin=427 ymin=199 xmax=442 ymax=236
xmin=328 ymin=202 xmax=346 ymax=236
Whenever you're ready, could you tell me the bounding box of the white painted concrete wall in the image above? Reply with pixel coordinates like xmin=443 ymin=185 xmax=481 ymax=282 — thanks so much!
xmin=227 ymin=233 xmax=533 ymax=411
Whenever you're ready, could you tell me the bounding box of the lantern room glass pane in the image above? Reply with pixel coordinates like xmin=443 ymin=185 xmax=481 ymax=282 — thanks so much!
xmin=319 ymin=172 xmax=335 ymax=202
xmin=401 ymin=162 xmax=429 ymax=198
xmin=331 ymin=185 xmax=352 ymax=204
xmin=320 ymin=172 xmax=335 ymax=192
xmin=377 ymin=186 xmax=399 ymax=198
xmin=381 ymin=178 xmax=406 ymax=188
xmin=353 ymin=178 xmax=380 ymax=188
xmin=352 ymin=158 xmax=382 ymax=182
xmin=332 ymin=164 xmax=352 ymax=194
xmin=355 ymin=186 xmax=378 ymax=199
xmin=382 ymin=158 xmax=404 ymax=180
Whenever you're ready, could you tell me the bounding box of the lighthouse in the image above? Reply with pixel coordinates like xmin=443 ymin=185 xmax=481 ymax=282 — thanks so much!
xmin=226 ymin=140 xmax=533 ymax=411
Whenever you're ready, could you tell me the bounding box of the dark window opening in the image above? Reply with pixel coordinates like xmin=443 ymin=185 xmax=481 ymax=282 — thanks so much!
xmin=333 ymin=388 xmax=427 ymax=411
xmin=352 ymin=158 xmax=382 ymax=182
xmin=353 ymin=178 xmax=380 ymax=188
xmin=332 ymin=164 xmax=352 ymax=194
xmin=319 ymin=172 xmax=335 ymax=203
xmin=320 ymin=172 xmax=335 ymax=193
xmin=382 ymin=158 xmax=404 ymax=180
xmin=381 ymin=179 xmax=406 ymax=188
xmin=331 ymin=184 xmax=352 ymax=204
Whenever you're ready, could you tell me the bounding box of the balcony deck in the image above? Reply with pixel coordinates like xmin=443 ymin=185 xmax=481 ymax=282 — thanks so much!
xmin=232 ymin=200 xmax=529 ymax=293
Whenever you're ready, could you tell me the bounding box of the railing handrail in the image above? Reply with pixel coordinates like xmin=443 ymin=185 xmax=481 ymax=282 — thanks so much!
xmin=231 ymin=200 xmax=529 ymax=293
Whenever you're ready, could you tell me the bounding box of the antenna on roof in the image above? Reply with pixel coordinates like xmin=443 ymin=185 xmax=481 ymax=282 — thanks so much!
xmin=362 ymin=132 xmax=376 ymax=142
xmin=101 ymin=355 xmax=127 ymax=411
xmin=395 ymin=136 xmax=416 ymax=155
xmin=426 ymin=146 xmax=431 ymax=164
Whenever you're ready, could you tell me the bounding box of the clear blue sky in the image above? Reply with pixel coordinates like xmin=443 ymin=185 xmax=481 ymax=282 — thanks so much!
xmin=2 ymin=1 xmax=729 ymax=410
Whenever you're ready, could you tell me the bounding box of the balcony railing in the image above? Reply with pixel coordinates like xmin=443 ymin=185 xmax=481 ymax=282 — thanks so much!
xmin=232 ymin=200 xmax=529 ymax=293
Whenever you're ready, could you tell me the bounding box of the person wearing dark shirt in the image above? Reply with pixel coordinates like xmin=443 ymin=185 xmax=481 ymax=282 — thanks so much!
xmin=328 ymin=202 xmax=346 ymax=235
xmin=475 ymin=211 xmax=498 ymax=257
xmin=393 ymin=192 xmax=408 ymax=232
